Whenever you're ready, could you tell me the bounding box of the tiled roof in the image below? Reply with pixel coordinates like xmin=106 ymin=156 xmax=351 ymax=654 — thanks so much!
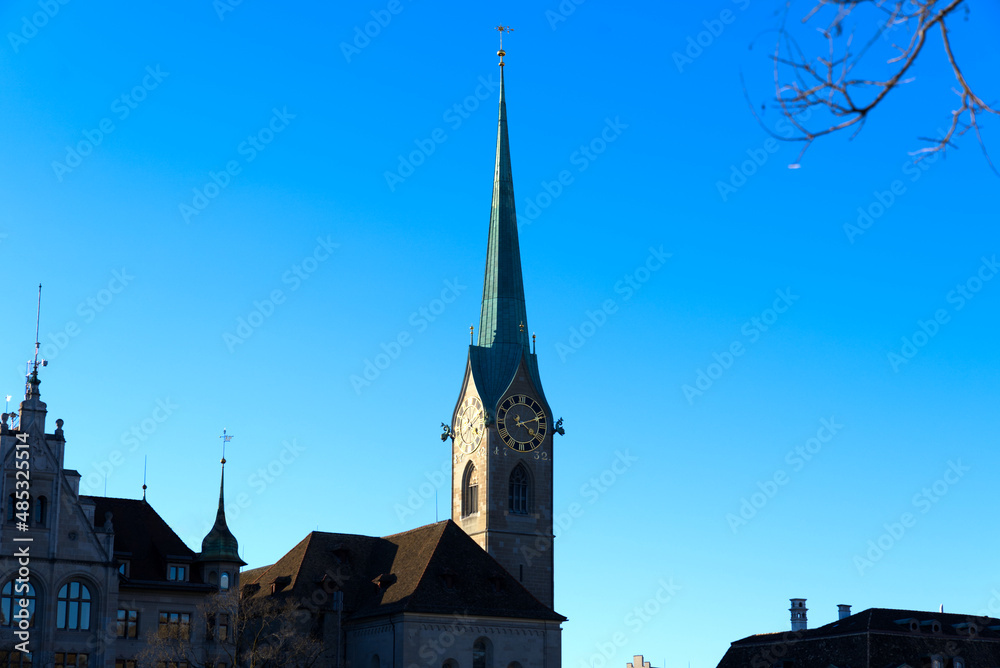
xmin=83 ymin=496 xmax=202 ymax=584
xmin=242 ymin=520 xmax=564 ymax=623
xmin=718 ymin=608 xmax=1000 ymax=668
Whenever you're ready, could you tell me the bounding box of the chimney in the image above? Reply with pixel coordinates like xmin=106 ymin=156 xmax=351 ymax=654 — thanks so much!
xmin=838 ymin=604 xmax=852 ymax=620
xmin=790 ymin=598 xmax=808 ymax=631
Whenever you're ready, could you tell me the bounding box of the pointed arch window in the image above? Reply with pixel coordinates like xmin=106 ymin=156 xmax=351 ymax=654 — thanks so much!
xmin=1 ymin=580 xmax=36 ymax=627
xmin=56 ymin=581 xmax=91 ymax=630
xmin=508 ymin=464 xmax=531 ymax=515
xmin=462 ymin=462 xmax=479 ymax=517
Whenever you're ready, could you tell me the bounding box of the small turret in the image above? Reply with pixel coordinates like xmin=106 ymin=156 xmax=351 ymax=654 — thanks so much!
xmin=198 ymin=432 xmax=246 ymax=591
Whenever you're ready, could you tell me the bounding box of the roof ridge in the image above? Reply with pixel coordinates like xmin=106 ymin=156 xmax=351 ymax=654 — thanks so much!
xmin=381 ymin=519 xmax=451 ymax=541
xmin=399 ymin=522 xmax=451 ymax=611
xmin=250 ymin=531 xmax=317 ymax=587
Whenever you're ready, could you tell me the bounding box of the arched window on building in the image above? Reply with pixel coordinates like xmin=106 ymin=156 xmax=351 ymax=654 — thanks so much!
xmin=462 ymin=462 xmax=479 ymax=517
xmin=442 ymin=661 xmax=458 ymax=668
xmin=34 ymin=496 xmax=47 ymax=527
xmin=1 ymin=580 xmax=35 ymax=627
xmin=371 ymin=655 xmax=380 ymax=668
xmin=6 ymin=494 xmax=31 ymax=524
xmin=220 ymin=572 xmax=230 ymax=591
xmin=56 ymin=581 xmax=91 ymax=630
xmin=508 ymin=464 xmax=531 ymax=515
xmin=472 ymin=637 xmax=493 ymax=668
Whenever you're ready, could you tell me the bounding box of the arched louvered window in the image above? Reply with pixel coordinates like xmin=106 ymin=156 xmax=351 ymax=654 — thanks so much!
xmin=509 ymin=464 xmax=531 ymax=515
xmin=462 ymin=462 xmax=479 ymax=517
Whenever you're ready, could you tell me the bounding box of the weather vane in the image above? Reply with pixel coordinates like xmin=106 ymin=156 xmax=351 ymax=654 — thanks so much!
xmin=220 ymin=428 xmax=234 ymax=464
xmin=496 ymin=25 xmax=513 ymax=66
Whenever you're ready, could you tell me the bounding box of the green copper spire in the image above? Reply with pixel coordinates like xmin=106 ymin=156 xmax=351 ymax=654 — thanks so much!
xmin=477 ymin=59 xmax=529 ymax=352
xmin=200 ymin=462 xmax=244 ymax=565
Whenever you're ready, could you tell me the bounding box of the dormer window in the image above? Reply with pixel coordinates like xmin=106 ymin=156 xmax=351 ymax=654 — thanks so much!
xmin=168 ymin=565 xmax=187 ymax=582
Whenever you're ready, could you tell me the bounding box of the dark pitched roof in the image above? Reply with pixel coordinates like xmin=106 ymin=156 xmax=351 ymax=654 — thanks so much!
xmin=82 ymin=496 xmax=202 ymax=584
xmin=242 ymin=520 xmax=564 ymax=623
xmin=718 ymin=608 xmax=1000 ymax=668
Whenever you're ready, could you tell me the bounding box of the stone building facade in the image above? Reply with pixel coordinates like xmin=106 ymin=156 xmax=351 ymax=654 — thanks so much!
xmin=0 ymin=368 xmax=241 ymax=667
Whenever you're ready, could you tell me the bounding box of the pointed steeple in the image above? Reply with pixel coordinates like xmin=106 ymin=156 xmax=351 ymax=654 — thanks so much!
xmin=477 ymin=48 xmax=529 ymax=352
xmin=200 ymin=458 xmax=244 ymax=565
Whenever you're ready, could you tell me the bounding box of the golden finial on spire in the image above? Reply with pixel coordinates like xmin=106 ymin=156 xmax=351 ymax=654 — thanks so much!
xmin=496 ymin=25 xmax=513 ymax=66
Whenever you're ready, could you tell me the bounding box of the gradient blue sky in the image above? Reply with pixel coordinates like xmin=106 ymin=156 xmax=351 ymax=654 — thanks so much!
xmin=2 ymin=1 xmax=999 ymax=666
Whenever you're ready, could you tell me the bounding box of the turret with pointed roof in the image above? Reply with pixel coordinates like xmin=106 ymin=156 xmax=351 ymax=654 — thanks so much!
xmin=198 ymin=459 xmax=246 ymax=592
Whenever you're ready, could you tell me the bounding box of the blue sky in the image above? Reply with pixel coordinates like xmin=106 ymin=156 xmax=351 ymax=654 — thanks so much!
xmin=2 ymin=0 xmax=999 ymax=666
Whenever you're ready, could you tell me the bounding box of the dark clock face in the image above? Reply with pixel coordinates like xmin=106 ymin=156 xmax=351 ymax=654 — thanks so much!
xmin=496 ymin=395 xmax=547 ymax=451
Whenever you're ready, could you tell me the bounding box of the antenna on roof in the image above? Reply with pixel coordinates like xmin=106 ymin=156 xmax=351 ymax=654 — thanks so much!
xmin=142 ymin=455 xmax=148 ymax=501
xmin=33 ymin=284 xmax=42 ymax=371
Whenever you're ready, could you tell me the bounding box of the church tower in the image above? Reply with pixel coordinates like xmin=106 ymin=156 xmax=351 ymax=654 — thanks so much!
xmin=448 ymin=42 xmax=558 ymax=609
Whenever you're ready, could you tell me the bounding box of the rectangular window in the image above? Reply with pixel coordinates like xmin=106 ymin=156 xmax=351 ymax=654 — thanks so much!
xmin=114 ymin=661 xmax=136 ymax=668
xmin=117 ymin=609 xmax=138 ymax=638
xmin=207 ymin=614 xmax=230 ymax=642
xmin=167 ymin=565 xmax=186 ymax=581
xmin=54 ymin=655 xmax=87 ymax=668
xmin=0 ymin=651 xmax=32 ymax=668
xmin=158 ymin=612 xmax=191 ymax=640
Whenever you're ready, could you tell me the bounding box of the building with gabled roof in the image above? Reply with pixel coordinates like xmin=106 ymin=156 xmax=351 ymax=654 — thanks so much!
xmin=241 ymin=520 xmax=564 ymax=667
xmin=716 ymin=602 xmax=1000 ymax=668
xmin=0 ymin=367 xmax=241 ymax=667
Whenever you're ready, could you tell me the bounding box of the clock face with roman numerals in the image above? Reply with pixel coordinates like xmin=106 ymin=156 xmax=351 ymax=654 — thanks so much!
xmin=496 ymin=395 xmax=547 ymax=452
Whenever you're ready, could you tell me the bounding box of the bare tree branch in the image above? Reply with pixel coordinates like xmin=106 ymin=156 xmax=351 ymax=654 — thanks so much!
xmin=752 ymin=0 xmax=997 ymax=169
